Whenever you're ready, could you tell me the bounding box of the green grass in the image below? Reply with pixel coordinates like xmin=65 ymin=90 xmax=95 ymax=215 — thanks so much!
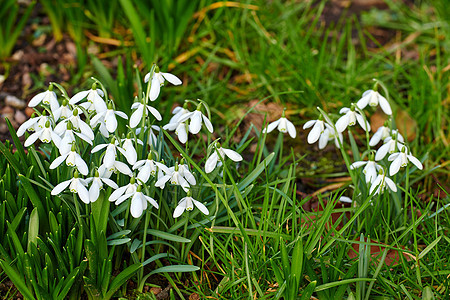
xmin=1 ymin=0 xmax=449 ymax=299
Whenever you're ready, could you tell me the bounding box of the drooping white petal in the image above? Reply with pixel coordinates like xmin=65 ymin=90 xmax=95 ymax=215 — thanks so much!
xmin=75 ymin=154 xmax=89 ymax=175
xmin=28 ymin=92 xmax=46 ymax=107
xmin=193 ymin=199 xmax=209 ymax=215
xmin=356 ymin=94 xmax=370 ymax=110
xmin=223 ymin=148 xmax=243 ymax=162
xmin=389 ymin=156 xmax=402 ymax=176
xmin=189 ymin=111 xmax=202 ymax=134
xmin=173 ymin=198 xmax=187 ymax=218
xmin=130 ymin=104 xmax=144 ymax=128
xmin=105 ymin=110 xmax=118 ymax=133
xmin=307 ymin=121 xmax=322 ymax=144
xmin=286 ymin=119 xmax=296 ymax=138
xmin=89 ymin=180 xmax=101 ymax=203
xmin=24 ymin=131 xmax=41 ymax=147
xmin=109 ymin=185 xmax=128 ymax=202
xmin=302 ymin=120 xmax=316 ymax=130
xmin=176 ymin=123 xmax=188 ymax=144
xmin=335 ymin=115 xmax=349 ymax=133
xmin=375 ymin=143 xmax=390 ymax=161
xmin=202 ymin=114 xmax=214 ymax=133
xmin=114 ymin=161 xmax=133 ymax=176
xmin=17 ymin=117 xmax=38 ymax=136
xmin=51 ymin=179 xmax=72 ymax=195
xmin=149 ymin=77 xmax=161 ymax=101
xmin=69 ymin=91 xmax=89 ymax=105
xmin=264 ymin=119 xmax=280 ymax=133
xmin=356 ymin=114 xmax=370 ymax=131
xmin=101 ymin=178 xmax=119 ymax=189
xmin=385 ymin=177 xmax=397 ymax=192
xmin=378 ymin=95 xmax=392 ymax=115
xmin=350 ymin=161 xmax=367 ymax=169
xmin=205 ymin=152 xmax=218 ymax=173
xmin=91 ymin=143 xmax=108 ymax=153
xmin=162 ymin=72 xmax=182 ymax=85
xmin=407 ymin=155 xmax=423 ymax=170
xmin=144 ymin=195 xmax=159 ymax=209
xmin=147 ymin=105 xmax=162 ymax=121
xmin=130 ymin=193 xmax=144 ymax=218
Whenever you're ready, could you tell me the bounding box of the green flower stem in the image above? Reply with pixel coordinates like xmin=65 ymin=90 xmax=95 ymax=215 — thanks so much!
xmin=138 ymin=208 xmax=151 ymax=291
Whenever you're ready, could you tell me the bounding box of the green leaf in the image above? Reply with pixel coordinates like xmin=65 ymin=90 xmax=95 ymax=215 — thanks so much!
xmin=238 ymin=152 xmax=275 ymax=191
xmin=19 ymin=174 xmax=48 ymax=232
xmin=290 ymin=236 xmax=304 ymax=291
xmin=300 ymin=281 xmax=317 ymax=300
xmin=105 ymin=263 xmax=142 ymax=299
xmin=280 ymin=237 xmax=290 ymax=280
xmin=147 ymin=265 xmax=200 ymax=277
xmin=0 ymin=140 xmax=26 ymax=174
xmin=106 ymin=238 xmax=131 ymax=246
xmin=146 ymin=229 xmax=191 ymax=243
xmin=422 ymin=286 xmax=435 ymax=300
xmin=0 ymin=259 xmax=36 ymax=300
xmin=27 ymin=207 xmax=39 ymax=252
xmin=5 ymin=118 xmax=27 ymax=166
xmin=107 ymin=230 xmax=131 ymax=240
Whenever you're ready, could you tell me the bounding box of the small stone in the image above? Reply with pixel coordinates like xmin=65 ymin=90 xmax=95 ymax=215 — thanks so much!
xmin=2 ymin=106 xmax=15 ymax=120
xmin=0 ymin=122 xmax=8 ymax=134
xmin=25 ymin=107 xmax=35 ymax=117
xmin=150 ymin=287 xmax=162 ymax=295
xmin=15 ymin=110 xmax=27 ymax=124
xmin=5 ymin=95 xmax=27 ymax=109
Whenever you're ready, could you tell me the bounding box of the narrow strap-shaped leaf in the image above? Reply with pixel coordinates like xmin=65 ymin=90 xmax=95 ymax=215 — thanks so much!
xmin=0 ymin=140 xmax=26 ymax=174
xmin=6 ymin=118 xmax=27 ymax=167
xmin=0 ymin=259 xmax=36 ymax=300
xmin=19 ymin=174 xmax=48 ymax=232
xmin=300 ymin=281 xmax=317 ymax=300
xmin=105 ymin=263 xmax=142 ymax=299
xmin=27 ymin=207 xmax=39 ymax=252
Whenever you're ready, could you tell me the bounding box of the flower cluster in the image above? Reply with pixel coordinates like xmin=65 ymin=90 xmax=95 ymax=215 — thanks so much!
xmin=21 ymin=67 xmax=243 ymax=219
xmin=300 ymin=82 xmax=423 ymax=196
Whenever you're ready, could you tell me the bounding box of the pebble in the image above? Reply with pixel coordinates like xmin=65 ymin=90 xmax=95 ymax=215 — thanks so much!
xmin=5 ymin=95 xmax=27 ymax=109
xmin=15 ymin=110 xmax=27 ymax=124
xmin=2 ymin=106 xmax=15 ymax=120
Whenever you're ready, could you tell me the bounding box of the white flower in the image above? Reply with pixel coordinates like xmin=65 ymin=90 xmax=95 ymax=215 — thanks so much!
xmin=129 ymin=185 xmax=159 ymax=218
xmin=370 ymin=127 xmax=404 ymax=146
xmin=370 ymin=171 xmax=397 ymax=195
xmin=90 ymin=112 xmax=110 ymax=138
xmin=205 ymin=144 xmax=243 ymax=174
xmin=144 ymin=67 xmax=182 ymax=101
xmin=92 ymin=104 xmax=128 ymax=133
xmin=303 ymin=119 xmax=324 ymax=144
xmin=55 ymin=108 xmax=94 ymax=142
xmin=133 ymin=153 xmax=158 ymax=184
xmin=318 ymin=123 xmax=343 ymax=149
xmin=121 ymin=136 xmax=142 ymax=165
xmin=173 ymin=193 xmax=209 ymax=218
xmin=51 ymin=171 xmax=89 ymax=204
xmin=53 ymin=99 xmax=72 ymax=121
xmin=178 ymin=108 xmax=214 ymax=135
xmin=163 ymin=121 xmax=188 ymax=144
xmin=388 ymin=147 xmax=423 ymax=176
xmin=91 ymin=138 xmax=125 ymax=169
xmin=169 ymin=106 xmax=191 ymax=125
xmin=336 ymin=105 xmax=370 ymax=133
xmin=155 ymin=163 xmax=191 ymax=192
xmin=49 ymin=146 xmax=89 ymax=175
xmin=28 ymin=87 xmax=59 ymax=112
xmin=109 ymin=177 xmax=138 ymax=204
xmin=24 ymin=120 xmax=61 ymax=147
xmin=101 ymin=160 xmax=132 ymax=176
xmin=135 ymin=126 xmax=160 ymax=147
xmin=85 ymin=169 xmax=119 ymax=203
xmin=69 ymin=86 xmax=107 ymax=114
xmin=17 ymin=114 xmax=48 ymax=137
xmin=339 ymin=196 xmax=353 ymax=204
xmin=129 ymin=101 xmax=162 ymax=128
xmin=350 ymin=159 xmax=381 ymax=183
xmin=263 ymin=113 xmax=296 ymax=138
xmin=58 ymin=122 xmax=93 ymax=155
xmin=357 ymin=90 xmax=392 ymax=115
xmin=375 ymin=137 xmax=404 ymax=161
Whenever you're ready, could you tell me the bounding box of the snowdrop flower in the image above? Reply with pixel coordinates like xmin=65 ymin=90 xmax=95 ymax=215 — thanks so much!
xmin=144 ymin=66 xmax=182 ymax=101
xmin=17 ymin=113 xmax=48 ymax=136
xmin=90 ymin=111 xmax=110 ymax=138
xmin=350 ymin=157 xmax=381 ymax=183
xmin=58 ymin=121 xmax=93 ymax=155
xmin=168 ymin=105 xmax=191 ymax=125
xmin=339 ymin=196 xmax=353 ymax=204
xmin=303 ymin=117 xmax=324 ymax=144
xmin=129 ymin=100 xmax=162 ymax=128
xmin=28 ymin=84 xmax=59 ymax=112
xmin=155 ymin=163 xmax=191 ymax=192
xmin=102 ymin=160 xmax=132 ymax=176
xmin=163 ymin=121 xmax=188 ymax=144
xmin=263 ymin=110 xmax=296 ymax=138
xmin=133 ymin=153 xmax=158 ymax=184
xmin=370 ymin=170 xmax=397 ymax=195
xmin=49 ymin=145 xmax=89 ymax=175
xmin=357 ymin=89 xmax=392 ymax=115
xmin=91 ymin=138 xmax=124 ymax=169
xmin=173 ymin=191 xmax=209 ymax=218
xmin=51 ymin=171 xmax=89 ymax=204
xmin=109 ymin=177 xmax=138 ymax=204
xmin=205 ymin=143 xmax=243 ymax=174
xmin=55 ymin=108 xmax=94 ymax=142
xmin=69 ymin=83 xmax=107 ymax=114
xmin=129 ymin=185 xmax=159 ymax=218
xmin=85 ymin=169 xmax=119 ymax=203
xmin=375 ymin=136 xmax=404 ymax=161
xmin=178 ymin=160 xmax=196 ymax=186
xmin=388 ymin=146 xmax=423 ymax=176
xmin=24 ymin=120 xmax=61 ymax=147
xmin=120 ymin=134 xmax=142 ymax=165
xmin=53 ymin=99 xmax=73 ymax=121
xmin=336 ymin=104 xmax=370 ymax=133
xmin=370 ymin=126 xmax=404 ymax=147
xmin=178 ymin=103 xmax=214 ymax=135
xmin=92 ymin=103 xmax=128 ymax=133
xmin=318 ymin=123 xmax=343 ymax=149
